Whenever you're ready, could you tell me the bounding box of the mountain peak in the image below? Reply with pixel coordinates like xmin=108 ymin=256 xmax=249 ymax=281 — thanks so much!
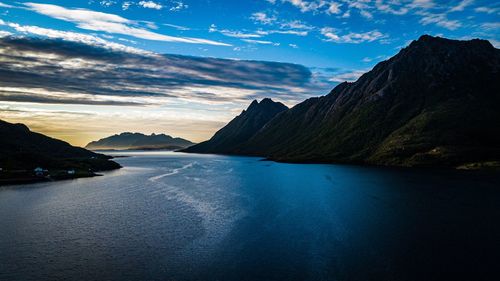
xmin=360 ymin=35 xmax=500 ymax=88
xmin=246 ymin=98 xmax=287 ymax=113
xmin=232 ymin=35 xmax=500 ymax=168
xmin=407 ymin=34 xmax=495 ymax=52
xmin=182 ymin=98 xmax=288 ymax=154
xmin=247 ymin=100 xmax=260 ymax=110
xmin=414 ymin=34 xmax=448 ymax=44
xmin=260 ymin=98 xmax=274 ymax=104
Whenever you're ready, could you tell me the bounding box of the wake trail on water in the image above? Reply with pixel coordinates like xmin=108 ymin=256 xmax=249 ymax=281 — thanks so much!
xmin=148 ymin=162 xmax=195 ymax=182
xmin=146 ymin=160 xmax=246 ymax=250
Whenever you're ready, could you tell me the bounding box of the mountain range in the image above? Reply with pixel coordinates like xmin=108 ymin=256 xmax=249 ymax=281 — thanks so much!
xmin=182 ymin=35 xmax=500 ymax=169
xmin=183 ymin=98 xmax=288 ymax=154
xmin=86 ymin=132 xmax=194 ymax=150
xmin=0 ymin=119 xmax=120 ymax=184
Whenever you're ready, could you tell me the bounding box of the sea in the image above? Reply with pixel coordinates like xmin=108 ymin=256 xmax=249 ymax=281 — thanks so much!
xmin=1 ymin=151 xmax=499 ymax=281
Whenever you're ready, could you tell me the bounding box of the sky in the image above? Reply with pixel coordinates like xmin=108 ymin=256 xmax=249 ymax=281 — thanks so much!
xmin=0 ymin=0 xmax=498 ymax=146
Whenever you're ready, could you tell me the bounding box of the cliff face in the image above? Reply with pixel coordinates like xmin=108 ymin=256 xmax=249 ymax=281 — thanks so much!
xmin=182 ymin=98 xmax=288 ymax=154
xmin=188 ymin=35 xmax=500 ymax=168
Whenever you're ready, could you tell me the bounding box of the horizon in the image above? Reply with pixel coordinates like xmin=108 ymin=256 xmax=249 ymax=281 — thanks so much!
xmin=0 ymin=0 xmax=499 ymax=146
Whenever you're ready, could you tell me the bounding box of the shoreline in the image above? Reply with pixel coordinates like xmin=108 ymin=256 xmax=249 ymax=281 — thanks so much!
xmin=0 ymin=156 xmax=122 ymax=186
xmin=181 ymin=150 xmax=500 ymax=171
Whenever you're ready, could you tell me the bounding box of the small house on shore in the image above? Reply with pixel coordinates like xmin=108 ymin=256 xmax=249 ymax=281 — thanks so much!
xmin=34 ymin=167 xmax=48 ymax=177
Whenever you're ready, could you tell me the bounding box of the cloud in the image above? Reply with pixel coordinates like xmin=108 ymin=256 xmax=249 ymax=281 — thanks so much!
xmin=269 ymin=0 xmax=467 ymax=32
xmin=0 ymin=36 xmax=326 ymax=107
xmin=489 ymin=39 xmax=500 ymax=48
xmin=407 ymin=0 xmax=435 ymax=9
xmin=169 ymin=1 xmax=188 ymax=12
xmin=480 ymin=22 xmax=500 ymax=31
xmin=328 ymin=69 xmax=367 ymax=82
xmin=119 ymin=0 xmax=187 ymax=11
xmin=209 ymin=23 xmax=308 ymax=41
xmin=242 ymin=39 xmax=280 ymax=46
xmin=257 ymin=29 xmax=308 ymax=36
xmin=163 ymin=23 xmax=190 ymax=31
xmin=209 ymin=24 xmax=262 ymax=39
xmin=0 ymin=1 xmax=15 ymax=8
xmin=375 ymin=0 xmax=409 ymax=15
xmin=23 ymin=2 xmax=230 ymax=46
xmin=250 ymin=12 xmax=277 ymax=24
xmin=449 ymin=0 xmax=474 ymax=12
xmin=474 ymin=6 xmax=499 ymax=14
xmin=321 ymin=27 xmax=387 ymax=43
xmin=99 ymin=1 xmax=116 ymax=8
xmin=122 ymin=1 xmax=133 ymax=10
xmin=262 ymin=0 xmax=473 ymax=34
xmin=280 ymin=20 xmax=315 ymax=30
xmin=281 ymin=0 xmax=328 ymax=13
xmin=0 ymin=88 xmax=143 ymax=106
xmin=1 ymin=21 xmax=153 ymax=55
xmin=0 ymin=30 xmax=12 ymax=37
xmin=265 ymin=0 xmax=346 ymax=15
xmin=361 ymin=54 xmax=387 ymax=63
xmin=251 ymin=14 xmax=313 ymax=36
xmin=138 ymin=1 xmax=163 ymax=10
xmin=327 ymin=2 xmax=342 ymax=14
xmin=418 ymin=12 xmax=461 ymax=30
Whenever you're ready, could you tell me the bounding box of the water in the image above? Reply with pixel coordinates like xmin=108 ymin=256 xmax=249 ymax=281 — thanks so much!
xmin=0 ymin=152 xmax=499 ymax=281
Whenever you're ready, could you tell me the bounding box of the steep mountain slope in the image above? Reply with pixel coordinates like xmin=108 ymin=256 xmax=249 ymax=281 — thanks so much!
xmin=86 ymin=132 xmax=194 ymax=150
xmin=0 ymin=119 xmax=120 ymax=183
xmin=182 ymin=98 xmax=288 ymax=154
xmin=233 ymin=35 xmax=500 ymax=168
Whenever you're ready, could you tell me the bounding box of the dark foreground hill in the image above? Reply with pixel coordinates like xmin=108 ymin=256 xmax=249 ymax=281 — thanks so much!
xmin=185 ymin=35 xmax=500 ymax=169
xmin=182 ymin=98 xmax=288 ymax=154
xmin=86 ymin=132 xmax=194 ymax=150
xmin=0 ymin=119 xmax=121 ymax=184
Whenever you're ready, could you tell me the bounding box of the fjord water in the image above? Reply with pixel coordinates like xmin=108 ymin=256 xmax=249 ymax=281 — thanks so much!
xmin=1 ymin=152 xmax=499 ymax=281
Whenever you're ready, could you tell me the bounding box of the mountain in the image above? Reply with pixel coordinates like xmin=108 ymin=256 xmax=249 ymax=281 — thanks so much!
xmin=0 ymin=119 xmax=121 ymax=184
xmin=187 ymin=35 xmax=500 ymax=169
xmin=86 ymin=132 xmax=194 ymax=150
xmin=182 ymin=98 xmax=289 ymax=154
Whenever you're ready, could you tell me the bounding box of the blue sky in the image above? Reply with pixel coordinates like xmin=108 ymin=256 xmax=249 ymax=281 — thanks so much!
xmin=0 ymin=0 xmax=498 ymax=145
xmin=1 ymin=0 xmax=498 ymax=68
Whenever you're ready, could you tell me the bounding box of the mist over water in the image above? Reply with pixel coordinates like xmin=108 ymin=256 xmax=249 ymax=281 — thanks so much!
xmin=1 ymin=152 xmax=499 ymax=281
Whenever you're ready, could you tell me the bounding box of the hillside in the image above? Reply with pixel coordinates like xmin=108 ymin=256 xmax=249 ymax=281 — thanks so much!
xmin=0 ymin=119 xmax=121 ymax=184
xmin=182 ymin=98 xmax=288 ymax=154
xmin=187 ymin=35 xmax=500 ymax=169
xmin=86 ymin=132 xmax=194 ymax=150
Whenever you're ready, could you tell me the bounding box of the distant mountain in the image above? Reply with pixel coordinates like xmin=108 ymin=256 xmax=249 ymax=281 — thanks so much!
xmin=0 ymin=119 xmax=120 ymax=184
xmin=182 ymin=98 xmax=288 ymax=154
xmin=186 ymin=35 xmax=500 ymax=169
xmin=86 ymin=132 xmax=194 ymax=150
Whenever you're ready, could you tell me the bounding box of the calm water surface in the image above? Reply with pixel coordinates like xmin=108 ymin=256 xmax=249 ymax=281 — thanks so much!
xmin=1 ymin=152 xmax=499 ymax=281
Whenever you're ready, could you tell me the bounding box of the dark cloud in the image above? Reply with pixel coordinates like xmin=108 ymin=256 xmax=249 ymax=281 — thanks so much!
xmin=0 ymin=36 xmax=328 ymax=106
xmin=0 ymin=92 xmax=143 ymax=106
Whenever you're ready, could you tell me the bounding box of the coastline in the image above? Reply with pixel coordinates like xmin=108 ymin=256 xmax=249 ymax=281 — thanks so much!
xmin=0 ymin=156 xmax=122 ymax=186
xmin=182 ymin=150 xmax=500 ymax=171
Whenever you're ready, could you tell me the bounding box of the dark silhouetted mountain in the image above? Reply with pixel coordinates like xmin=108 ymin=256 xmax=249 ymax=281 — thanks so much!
xmin=188 ymin=35 xmax=500 ymax=169
xmin=86 ymin=132 xmax=194 ymax=150
xmin=182 ymin=98 xmax=288 ymax=154
xmin=0 ymin=119 xmax=120 ymax=184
